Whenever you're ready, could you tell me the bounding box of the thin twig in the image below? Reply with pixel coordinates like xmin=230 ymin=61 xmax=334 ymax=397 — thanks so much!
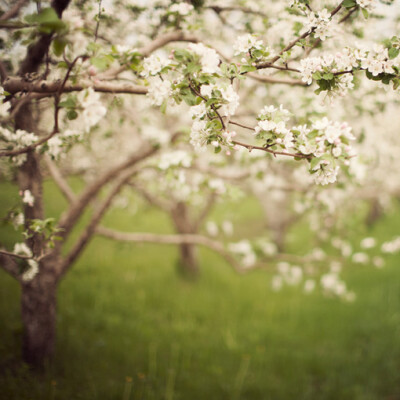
xmin=0 ymin=0 xmax=28 ymax=21
xmin=94 ymin=0 xmax=102 ymax=42
xmin=232 ymin=140 xmax=312 ymax=159
xmin=0 ymin=249 xmax=30 ymax=260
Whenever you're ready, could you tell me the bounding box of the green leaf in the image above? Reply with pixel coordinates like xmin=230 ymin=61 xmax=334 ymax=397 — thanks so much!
xmin=322 ymin=72 xmax=334 ymax=80
xmin=184 ymin=62 xmax=201 ymax=75
xmin=57 ymin=61 xmax=69 ymax=69
xmin=59 ymin=96 xmax=76 ymax=108
xmin=392 ymin=78 xmax=400 ymax=90
xmin=67 ymin=110 xmax=78 ymax=120
xmin=173 ymin=49 xmax=192 ymax=61
xmin=25 ymin=7 xmax=67 ymax=34
xmin=90 ymin=56 xmax=111 ymax=71
xmin=160 ymin=100 xmax=167 ymax=114
xmin=361 ymin=8 xmax=369 ymax=19
xmin=342 ymin=0 xmax=356 ymax=8
xmin=240 ymin=65 xmax=257 ymax=73
xmin=388 ymin=47 xmax=400 ymax=60
xmin=310 ymin=157 xmax=320 ymax=170
xmin=214 ymin=146 xmax=222 ymax=154
xmin=312 ymin=71 xmax=322 ymax=80
xmin=52 ymin=37 xmax=67 ymax=57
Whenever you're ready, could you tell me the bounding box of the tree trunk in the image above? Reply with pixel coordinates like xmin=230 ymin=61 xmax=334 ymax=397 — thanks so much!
xmin=177 ymin=242 xmax=199 ymax=278
xmin=366 ymin=198 xmax=383 ymax=227
xmin=21 ymin=271 xmax=58 ymax=368
xmin=171 ymin=202 xmax=199 ymax=278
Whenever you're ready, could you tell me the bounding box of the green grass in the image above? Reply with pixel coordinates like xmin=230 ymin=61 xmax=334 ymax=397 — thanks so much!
xmin=1 ymin=180 xmax=400 ymax=399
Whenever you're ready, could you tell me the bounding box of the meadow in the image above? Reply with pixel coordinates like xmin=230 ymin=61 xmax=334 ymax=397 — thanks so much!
xmin=1 ymin=180 xmax=400 ymax=400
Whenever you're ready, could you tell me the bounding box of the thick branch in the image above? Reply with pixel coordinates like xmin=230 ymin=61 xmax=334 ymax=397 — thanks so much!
xmin=98 ymin=31 xmax=199 ymax=80
xmin=256 ymin=1 xmax=343 ymax=70
xmin=18 ymin=0 xmax=71 ymax=75
xmin=206 ymin=5 xmax=267 ymax=18
xmin=58 ymin=167 xmax=137 ymax=277
xmin=129 ymin=183 xmax=171 ymax=212
xmin=96 ymin=226 xmax=243 ymax=273
xmin=57 ymin=144 xmax=160 ymax=242
xmin=247 ymin=72 xmax=306 ymax=86
xmin=140 ymin=31 xmax=198 ymax=57
xmin=44 ymin=155 xmax=76 ymax=203
xmin=193 ymin=193 xmax=216 ymax=231
xmin=3 ymin=77 xmax=148 ymax=96
xmin=0 ymin=253 xmax=22 ymax=281
xmin=0 ymin=0 xmax=28 ymax=21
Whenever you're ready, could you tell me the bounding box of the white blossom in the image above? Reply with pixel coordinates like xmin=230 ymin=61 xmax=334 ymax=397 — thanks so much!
xmin=188 ymin=43 xmax=220 ymax=74
xmin=233 ymin=34 xmax=263 ymax=55
xmin=142 ymin=54 xmax=171 ymax=77
xmin=14 ymin=242 xmax=32 ymax=257
xmin=147 ymin=76 xmax=172 ymax=106
xmin=22 ymin=260 xmax=39 ymax=282
xmin=22 ymin=190 xmax=34 ymax=207
xmin=169 ymin=3 xmax=193 ymax=15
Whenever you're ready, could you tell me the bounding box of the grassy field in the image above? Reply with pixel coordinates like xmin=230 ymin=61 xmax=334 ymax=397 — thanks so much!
xmin=0 ymin=180 xmax=400 ymax=400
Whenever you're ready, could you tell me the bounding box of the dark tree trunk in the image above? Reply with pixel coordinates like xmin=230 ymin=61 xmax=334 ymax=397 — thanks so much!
xmin=21 ymin=258 xmax=59 ymax=368
xmin=177 ymin=242 xmax=199 ymax=278
xmin=171 ymin=202 xmax=199 ymax=278
xmin=366 ymin=198 xmax=383 ymax=227
xmin=21 ymin=275 xmax=57 ymax=367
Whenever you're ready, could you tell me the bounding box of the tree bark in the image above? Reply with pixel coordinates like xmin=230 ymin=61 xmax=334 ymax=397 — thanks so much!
xmin=21 ymin=266 xmax=58 ymax=367
xmin=177 ymin=241 xmax=199 ymax=278
xmin=366 ymin=198 xmax=383 ymax=227
xmin=171 ymin=202 xmax=199 ymax=278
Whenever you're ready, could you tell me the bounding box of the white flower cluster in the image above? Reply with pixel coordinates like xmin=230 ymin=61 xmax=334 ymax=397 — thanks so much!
xmin=254 ymin=105 xmax=355 ymax=185
xmin=76 ymin=88 xmax=107 ymax=132
xmin=208 ymin=178 xmax=227 ymax=194
xmin=299 ymin=55 xmax=355 ymax=98
xmin=168 ymin=2 xmax=194 ymax=16
xmin=147 ymin=76 xmax=172 ymax=106
xmin=228 ymin=240 xmax=257 ymax=268
xmin=13 ymin=243 xmax=38 ymax=282
xmin=305 ymin=9 xmax=334 ymax=41
xmin=0 ymin=86 xmax=10 ymax=118
xmin=331 ymin=237 xmax=353 ymax=257
xmin=320 ymin=271 xmax=355 ymax=301
xmin=271 ymin=262 xmax=304 ymax=290
xmin=188 ymin=83 xmax=240 ymax=152
xmin=271 ymin=257 xmax=342 ymax=297
xmin=22 ymin=260 xmax=39 ymax=282
xmin=255 ymin=104 xmax=294 ymax=149
xmin=157 ymin=150 xmax=192 ymax=170
xmin=22 ymin=190 xmax=35 ymax=207
xmin=0 ymin=127 xmax=38 ymax=166
xmin=360 ymin=237 xmax=376 ymax=249
xmin=44 ymin=88 xmax=107 ymax=159
xmin=190 ymin=119 xmax=211 ymax=152
xmin=14 ymin=242 xmax=32 ymax=257
xmin=360 ymin=44 xmax=396 ymax=77
xmin=356 ymin=0 xmax=376 ymax=11
xmin=200 ymin=83 xmax=240 ymax=117
xmin=206 ymin=220 xmax=233 ymax=237
xmin=11 ymin=212 xmax=24 ymax=230
xmin=141 ymin=54 xmax=171 ymax=77
xmin=299 ymin=45 xmax=399 ymax=96
xmin=233 ymin=34 xmax=263 ymax=56
xmin=47 ymin=136 xmax=64 ymax=159
xmin=187 ymin=43 xmax=220 ymax=74
xmin=381 ymin=236 xmax=400 ymax=253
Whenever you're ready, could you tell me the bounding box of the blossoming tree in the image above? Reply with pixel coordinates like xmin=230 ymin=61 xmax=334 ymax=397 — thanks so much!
xmin=1 ymin=0 xmax=400 ymax=368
